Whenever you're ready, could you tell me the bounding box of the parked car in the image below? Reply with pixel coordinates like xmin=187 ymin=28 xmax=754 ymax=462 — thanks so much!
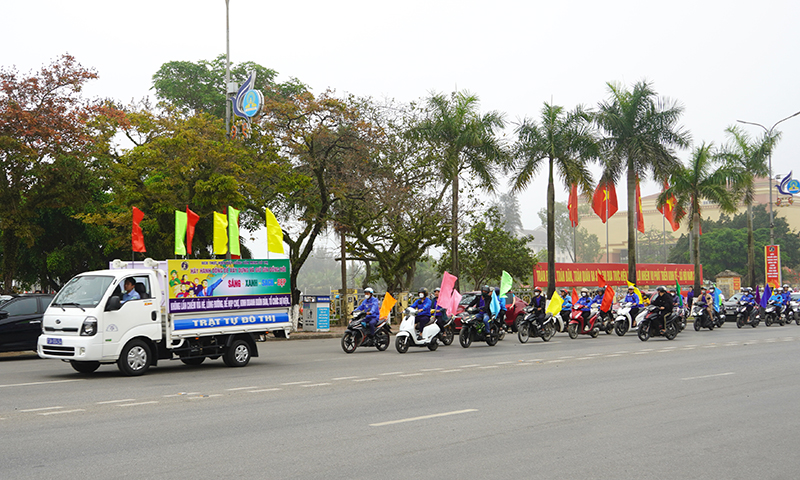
xmin=0 ymin=294 xmax=54 ymax=353
xmin=452 ymin=292 xmax=528 ymax=332
xmin=723 ymin=293 xmax=743 ymax=318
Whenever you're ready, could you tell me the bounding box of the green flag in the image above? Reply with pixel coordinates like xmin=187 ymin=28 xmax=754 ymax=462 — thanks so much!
xmin=228 ymin=206 xmax=241 ymax=256
xmin=499 ymin=271 xmax=513 ymax=297
xmin=676 ymin=280 xmax=683 ymax=307
xmin=174 ymin=210 xmax=187 ymax=256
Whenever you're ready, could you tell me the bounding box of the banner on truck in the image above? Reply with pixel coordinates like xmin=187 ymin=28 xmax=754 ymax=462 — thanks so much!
xmin=168 ymin=259 xmax=291 ymax=314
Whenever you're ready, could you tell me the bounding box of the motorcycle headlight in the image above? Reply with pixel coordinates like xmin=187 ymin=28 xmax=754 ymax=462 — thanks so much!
xmin=80 ymin=316 xmax=98 ymax=336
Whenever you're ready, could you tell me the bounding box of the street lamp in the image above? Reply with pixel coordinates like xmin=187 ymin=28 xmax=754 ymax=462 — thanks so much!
xmin=737 ymin=110 xmax=800 ymax=245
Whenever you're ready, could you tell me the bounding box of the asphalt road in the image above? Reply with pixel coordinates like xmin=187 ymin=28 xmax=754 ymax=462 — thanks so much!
xmin=2 ymin=323 xmax=800 ymax=479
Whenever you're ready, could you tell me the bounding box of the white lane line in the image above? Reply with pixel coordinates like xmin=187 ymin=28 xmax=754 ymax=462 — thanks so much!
xmin=681 ymin=347 xmax=695 ymax=351
xmin=559 ymin=356 xmax=575 ymax=359
xmin=615 ymin=351 xmax=630 ymax=354
xmin=249 ymin=388 xmax=281 ymax=393
xmin=301 ymin=383 xmax=332 ymax=387
xmin=353 ymin=378 xmax=378 ymax=382
xmin=370 ymin=409 xmax=478 ymax=427
xmin=281 ymin=381 xmax=311 ymax=386
xmin=528 ymin=359 xmax=544 ymax=362
xmin=380 ymin=372 xmax=404 ymax=376
xmin=546 ymin=360 xmax=565 ymax=364
xmin=684 ymin=345 xmax=697 ymax=347
xmin=576 ymin=357 xmax=591 ymax=360
xmin=163 ymin=392 xmax=200 ymax=397
xmin=440 ymin=369 xmax=462 ymax=373
xmin=682 ymin=372 xmax=734 ymax=381
xmin=20 ymin=406 xmax=63 ymax=413
xmin=703 ymin=345 xmax=718 ymax=348
xmin=460 ymin=364 xmax=479 ymax=368
xmin=586 ymin=353 xmax=603 ymax=357
xmin=39 ymin=409 xmax=85 ymax=416
xmin=96 ymin=399 xmax=136 ymax=404
xmin=656 ymin=350 xmax=673 ymax=353
xmin=332 ymin=376 xmax=359 ymax=381
xmin=226 ymin=386 xmax=258 ymax=391
xmin=633 ymin=351 xmax=649 ymax=355
xmin=399 ymin=373 xmax=423 ymax=377
xmin=420 ymin=368 xmax=442 ymax=372
xmin=478 ymin=366 xmax=498 ymax=369
xmin=605 ymin=354 xmax=621 ymax=357
xmin=495 ymin=361 xmax=513 ymax=365
xmin=189 ymin=394 xmax=224 ymax=399
xmin=0 ymin=379 xmax=83 ymax=388
xmin=118 ymin=401 xmax=159 ymax=407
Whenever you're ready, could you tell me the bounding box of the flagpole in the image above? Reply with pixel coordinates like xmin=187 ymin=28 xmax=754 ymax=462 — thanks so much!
xmin=662 ymin=216 xmax=666 ymax=262
xmin=606 ymin=184 xmax=610 ymax=263
xmin=573 ymin=224 xmax=577 ymax=263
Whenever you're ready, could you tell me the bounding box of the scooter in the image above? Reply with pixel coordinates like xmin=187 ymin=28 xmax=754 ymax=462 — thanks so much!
xmin=459 ymin=307 xmax=499 ymax=348
xmin=435 ymin=314 xmax=455 ymax=346
xmin=341 ymin=310 xmax=392 ymax=353
xmin=614 ymin=302 xmax=641 ymax=336
xmin=517 ymin=307 xmax=556 ymax=343
xmin=735 ymin=301 xmax=759 ymax=328
xmin=692 ymin=304 xmax=716 ymax=331
xmin=568 ymin=307 xmax=602 ymax=339
xmin=395 ymin=308 xmax=440 ymax=353
xmin=637 ymin=305 xmax=679 ymax=341
xmin=764 ymin=300 xmax=785 ymax=326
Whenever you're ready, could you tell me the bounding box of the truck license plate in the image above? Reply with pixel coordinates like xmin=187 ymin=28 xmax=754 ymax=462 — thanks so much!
xmin=47 ymin=337 xmax=62 ymax=345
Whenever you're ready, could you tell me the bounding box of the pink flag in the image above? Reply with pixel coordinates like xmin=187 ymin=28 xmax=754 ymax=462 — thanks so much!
xmin=448 ymin=290 xmax=462 ymax=317
xmin=437 ymin=271 xmax=458 ymax=314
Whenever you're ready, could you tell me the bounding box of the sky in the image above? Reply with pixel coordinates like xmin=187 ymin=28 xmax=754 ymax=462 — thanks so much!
xmin=4 ymin=0 xmax=800 ymax=257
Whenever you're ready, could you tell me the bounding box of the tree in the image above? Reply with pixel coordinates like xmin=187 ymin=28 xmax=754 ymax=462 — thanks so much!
xmin=718 ymin=125 xmax=777 ymax=287
xmin=411 ymin=90 xmax=508 ymax=289
xmin=660 ymin=143 xmax=737 ymax=292
xmin=0 ymin=55 xmax=121 ymax=293
xmin=595 ymin=80 xmax=691 ymax=285
xmin=438 ymin=208 xmax=537 ymax=289
xmin=512 ymin=103 xmax=598 ymax=297
xmin=536 ymin=202 xmax=602 ymax=263
xmin=492 ymin=192 xmax=523 ymax=234
xmin=636 ymin=227 xmax=676 ymax=264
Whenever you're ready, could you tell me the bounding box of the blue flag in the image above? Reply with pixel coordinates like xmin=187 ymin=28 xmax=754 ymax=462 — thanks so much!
xmin=754 ymin=285 xmax=761 ymax=305
xmin=490 ymin=290 xmax=501 ymax=317
xmin=761 ymin=284 xmax=771 ymax=309
xmin=713 ymin=288 xmax=721 ymax=312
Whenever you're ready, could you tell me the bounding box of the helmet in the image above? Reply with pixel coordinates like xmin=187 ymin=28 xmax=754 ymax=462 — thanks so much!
xmin=627 ymin=285 xmax=634 ymax=290
xmin=433 ymin=287 xmax=441 ymax=293
xmin=364 ymin=287 xmax=374 ymax=295
xmin=481 ymin=285 xmax=491 ymax=294
xmin=560 ymin=288 xmax=568 ymax=295
xmin=784 ymin=284 xmax=790 ymax=289
xmin=656 ymin=286 xmax=666 ymax=293
xmin=534 ymin=286 xmax=542 ymax=292
xmin=581 ymin=288 xmax=589 ymax=295
xmin=418 ymin=287 xmax=428 ymax=296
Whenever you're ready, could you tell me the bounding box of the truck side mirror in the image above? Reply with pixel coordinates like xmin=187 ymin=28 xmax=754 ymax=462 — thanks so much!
xmin=106 ymin=296 xmax=121 ymax=312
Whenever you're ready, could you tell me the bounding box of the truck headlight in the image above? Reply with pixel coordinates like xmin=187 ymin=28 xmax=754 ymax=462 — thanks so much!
xmin=80 ymin=317 xmax=98 ymax=336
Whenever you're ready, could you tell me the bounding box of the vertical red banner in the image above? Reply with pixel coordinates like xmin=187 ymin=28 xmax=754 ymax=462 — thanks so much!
xmin=765 ymin=245 xmax=781 ymax=287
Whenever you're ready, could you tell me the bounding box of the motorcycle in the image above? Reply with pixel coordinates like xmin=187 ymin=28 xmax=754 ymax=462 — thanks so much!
xmin=395 ymin=308 xmax=440 ymax=353
xmin=341 ymin=310 xmax=392 ymax=353
xmin=459 ymin=308 xmax=499 ymax=348
xmin=568 ymin=307 xmax=603 ymax=339
xmin=517 ymin=307 xmax=556 ymax=343
xmin=435 ymin=314 xmax=455 ymax=346
xmin=692 ymin=304 xmax=716 ymax=331
xmin=764 ymin=300 xmax=785 ymax=326
xmin=637 ymin=305 xmax=678 ymax=341
xmin=673 ymin=306 xmax=687 ymax=332
xmin=614 ymin=302 xmax=641 ymax=336
xmin=735 ymin=300 xmax=759 ymax=328
xmin=789 ymin=299 xmax=800 ymax=325
xmin=597 ymin=309 xmax=615 ymax=334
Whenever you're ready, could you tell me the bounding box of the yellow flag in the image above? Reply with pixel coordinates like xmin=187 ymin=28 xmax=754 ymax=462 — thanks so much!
xmin=627 ymin=281 xmax=643 ymax=303
xmin=379 ymin=292 xmax=397 ymax=320
xmin=213 ymin=211 xmax=228 ymax=255
xmin=228 ymin=207 xmax=240 ymax=256
xmin=266 ymin=207 xmax=285 ymax=254
xmin=546 ymin=293 xmax=563 ymax=315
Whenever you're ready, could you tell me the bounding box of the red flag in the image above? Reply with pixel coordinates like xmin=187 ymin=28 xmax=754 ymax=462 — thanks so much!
xmin=591 ymin=180 xmax=618 ymax=223
xmin=571 ymin=287 xmax=579 ymax=306
xmin=636 ymin=179 xmax=645 ymax=233
xmin=132 ymin=207 xmax=146 ymax=252
xmin=600 ymin=285 xmax=615 ymax=312
xmin=657 ymin=181 xmax=680 ymax=232
xmin=597 ymin=271 xmax=606 ymax=288
xmin=186 ymin=206 xmax=199 ymax=254
xmin=568 ymin=183 xmax=579 ymax=227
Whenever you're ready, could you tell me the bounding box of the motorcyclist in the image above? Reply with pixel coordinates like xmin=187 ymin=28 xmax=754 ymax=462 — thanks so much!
xmin=560 ymin=288 xmax=572 ymax=327
xmin=624 ymin=285 xmax=642 ymax=320
xmin=577 ymin=288 xmax=592 ymax=322
xmin=409 ymin=288 xmax=432 ymax=339
xmin=707 ymin=286 xmax=721 ymax=323
xmin=529 ymin=286 xmax=547 ymax=324
xmin=769 ymin=287 xmax=785 ymax=313
xmin=431 ymin=287 xmax=448 ymax=329
xmin=651 ymin=286 xmax=674 ymax=333
xmin=355 ymin=288 xmax=381 ymax=336
xmin=494 ymin=287 xmax=508 ymax=331
xmin=781 ymin=285 xmax=793 ymax=317
xmin=468 ymin=285 xmax=493 ymax=336
xmin=740 ymin=287 xmax=756 ymax=320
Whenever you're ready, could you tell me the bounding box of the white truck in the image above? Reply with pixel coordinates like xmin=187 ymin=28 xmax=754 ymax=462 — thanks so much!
xmin=38 ymin=258 xmax=293 ymax=376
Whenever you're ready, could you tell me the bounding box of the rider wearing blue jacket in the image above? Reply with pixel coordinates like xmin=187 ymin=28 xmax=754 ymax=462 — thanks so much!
xmin=740 ymin=287 xmax=756 ymax=318
xmin=577 ymin=288 xmax=592 ymax=321
xmin=624 ymin=285 xmax=642 ymax=321
xmin=410 ymin=288 xmax=432 ymax=339
xmin=355 ymin=288 xmax=381 ymax=336
xmin=559 ymin=288 xmax=572 ymax=322
xmin=467 ymin=285 xmax=493 ymax=335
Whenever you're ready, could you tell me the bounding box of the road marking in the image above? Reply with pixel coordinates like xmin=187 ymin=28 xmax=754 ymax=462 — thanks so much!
xmin=478 ymin=366 xmax=498 ymax=369
xmin=281 ymin=381 xmax=311 ymax=386
xmin=682 ymin=372 xmax=734 ymax=381
xmin=96 ymin=399 xmax=136 ymax=404
xmin=460 ymin=364 xmax=479 ymax=368
xmin=399 ymin=373 xmax=423 ymax=377
xmin=301 ymin=383 xmax=331 ymax=387
xmin=0 ymin=379 xmax=83 ymax=388
xmin=380 ymin=372 xmax=404 ymax=376
xmin=528 ymin=359 xmax=544 ymax=362
xmin=586 ymin=353 xmax=603 ymax=357
xmin=332 ymin=376 xmax=359 ymax=381
xmin=118 ymin=401 xmax=159 ymax=407
xmin=163 ymin=392 xmax=200 ymax=397
xmin=353 ymin=378 xmax=378 ymax=382
xmin=249 ymin=388 xmax=281 ymax=393
xmin=681 ymin=347 xmax=695 ymax=351
xmin=615 ymin=351 xmax=630 ymax=354
xmin=440 ymin=369 xmax=462 ymax=373
xmin=656 ymin=350 xmax=674 ymax=353
xmin=370 ymin=409 xmax=478 ymax=427
xmin=605 ymin=354 xmax=622 ymax=357
xmin=684 ymin=345 xmax=697 ymax=347
xmin=495 ymin=361 xmax=513 ymax=365
xmin=420 ymin=368 xmax=442 ymax=372
xmin=20 ymin=406 xmax=63 ymax=413
xmin=546 ymin=360 xmax=565 ymax=363
xmin=226 ymin=386 xmax=258 ymax=391
xmin=189 ymin=394 xmax=224 ymax=399
xmin=39 ymin=409 xmax=85 ymax=416
xmin=576 ymin=357 xmax=591 ymax=360
xmin=559 ymin=356 xmax=575 ymax=359
xmin=633 ymin=351 xmax=649 ymax=355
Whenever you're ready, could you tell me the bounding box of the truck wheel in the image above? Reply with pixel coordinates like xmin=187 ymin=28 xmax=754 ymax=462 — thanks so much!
xmin=180 ymin=357 xmax=205 ymax=366
xmin=117 ymin=339 xmax=151 ymax=376
xmin=223 ymin=339 xmax=251 ymax=367
xmin=70 ymin=361 xmax=100 ymax=374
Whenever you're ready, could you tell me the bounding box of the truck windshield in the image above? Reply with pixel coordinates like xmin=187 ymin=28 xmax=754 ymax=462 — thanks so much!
xmin=53 ymin=275 xmax=115 ymax=308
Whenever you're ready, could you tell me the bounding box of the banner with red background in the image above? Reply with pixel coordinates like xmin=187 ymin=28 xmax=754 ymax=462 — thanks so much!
xmin=533 ymin=263 xmax=700 ymax=288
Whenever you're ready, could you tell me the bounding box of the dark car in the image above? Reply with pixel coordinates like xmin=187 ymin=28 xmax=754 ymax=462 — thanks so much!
xmin=723 ymin=293 xmax=743 ymax=318
xmin=452 ymin=291 xmax=528 ymax=331
xmin=0 ymin=294 xmax=54 ymax=353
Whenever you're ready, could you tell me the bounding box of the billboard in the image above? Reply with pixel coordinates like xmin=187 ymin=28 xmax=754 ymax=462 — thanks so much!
xmin=533 ymin=262 xmax=699 ymax=287
xmin=765 ymin=245 xmax=781 ymax=287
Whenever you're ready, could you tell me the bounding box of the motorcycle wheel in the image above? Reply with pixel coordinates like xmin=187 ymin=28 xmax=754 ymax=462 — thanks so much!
xmin=514 ymin=314 xmax=524 ymax=333
xmin=796 ymin=316 xmax=800 ymax=326
xmin=486 ymin=325 xmax=499 ymax=346
xmin=638 ymin=323 xmax=650 ymax=341
xmin=518 ymin=323 xmax=530 ymax=344
xmin=665 ymin=322 xmax=677 ymax=340
xmin=427 ymin=338 xmax=439 ymax=351
xmin=694 ymin=318 xmax=701 ymax=331
xmin=459 ymin=327 xmax=472 ymax=348
xmin=376 ymin=332 xmax=389 ymax=351
xmin=567 ymin=323 xmax=578 ymax=339
xmin=590 ymin=328 xmax=599 ymax=338
xmin=779 ymin=318 xmax=786 ymax=326
xmin=737 ymin=315 xmax=744 ymax=328
xmin=441 ymin=326 xmax=454 ymax=346
xmin=395 ymin=335 xmax=410 ymax=353
xmin=765 ymin=315 xmax=773 ymax=327
xmin=615 ymin=320 xmax=629 ymax=336
xmin=542 ymin=322 xmax=556 ymax=342
xmin=497 ymin=326 xmax=506 ymax=341
xmin=341 ymin=331 xmax=358 ymax=354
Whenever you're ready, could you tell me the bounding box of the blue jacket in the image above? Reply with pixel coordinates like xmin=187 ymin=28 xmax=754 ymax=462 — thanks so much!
xmin=782 ymin=291 xmax=792 ymax=304
xmin=623 ymin=292 xmax=641 ymax=307
xmin=741 ymin=293 xmax=755 ymax=305
xmin=561 ymin=294 xmax=572 ymax=312
xmin=410 ymin=297 xmax=432 ymax=319
xmin=530 ymin=295 xmax=546 ymax=310
xmin=197 ymin=277 xmax=224 ymax=297
xmin=590 ymin=294 xmax=603 ymax=307
xmin=577 ymin=296 xmax=592 ymax=312
xmin=356 ymin=296 xmax=381 ymax=319
xmin=769 ymin=293 xmax=784 ymax=306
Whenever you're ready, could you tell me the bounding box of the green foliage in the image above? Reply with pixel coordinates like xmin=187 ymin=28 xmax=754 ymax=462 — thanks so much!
xmin=537 ymin=202 xmax=602 ymax=262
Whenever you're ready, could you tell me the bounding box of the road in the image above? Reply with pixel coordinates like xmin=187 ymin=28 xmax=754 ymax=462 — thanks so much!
xmin=2 ymin=323 xmax=799 ymax=479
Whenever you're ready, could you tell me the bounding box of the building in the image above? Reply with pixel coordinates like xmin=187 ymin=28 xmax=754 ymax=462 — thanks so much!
xmin=522 ymin=226 xmax=572 ymax=263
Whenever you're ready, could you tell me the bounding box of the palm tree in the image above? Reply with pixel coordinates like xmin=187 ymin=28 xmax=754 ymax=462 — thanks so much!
xmin=594 ymin=80 xmax=691 ymax=284
xmin=511 ymin=102 xmax=598 ymax=297
xmin=660 ymin=143 xmax=737 ymax=293
xmin=412 ymin=91 xmax=508 ymax=288
xmin=718 ymin=125 xmax=779 ymax=287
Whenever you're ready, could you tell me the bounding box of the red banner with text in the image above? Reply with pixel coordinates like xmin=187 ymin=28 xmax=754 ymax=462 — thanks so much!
xmin=533 ymin=263 xmax=700 ymax=288
xmin=765 ymin=245 xmax=781 ymax=287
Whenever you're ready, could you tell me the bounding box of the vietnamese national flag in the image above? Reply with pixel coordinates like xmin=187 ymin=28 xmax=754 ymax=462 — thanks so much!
xmin=636 ymin=179 xmax=645 ymax=233
xmin=568 ymin=183 xmax=579 ymax=227
xmin=657 ymin=181 xmax=680 ymax=232
xmin=132 ymin=207 xmax=146 ymax=253
xmin=571 ymin=287 xmax=579 ymax=307
xmin=186 ymin=207 xmax=199 ymax=255
xmin=597 ymin=271 xmax=607 ymax=288
xmin=600 ymin=285 xmax=615 ymax=312
xmin=592 ymin=180 xmax=618 ymax=223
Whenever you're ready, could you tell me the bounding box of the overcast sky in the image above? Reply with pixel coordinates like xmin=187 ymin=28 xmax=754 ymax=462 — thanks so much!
xmin=4 ymin=0 xmax=800 ymax=256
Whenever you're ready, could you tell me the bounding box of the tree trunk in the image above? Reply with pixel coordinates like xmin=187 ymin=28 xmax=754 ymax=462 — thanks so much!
xmin=627 ymin=167 xmax=637 ymax=285
xmin=546 ymin=157 xmax=556 ymax=298
xmin=451 ymin=173 xmax=460 ymax=291
xmin=693 ymin=211 xmax=702 ymax=293
xmin=1 ymin=228 xmax=19 ymax=294
xmin=746 ymin=202 xmax=755 ymax=287
xmin=340 ymin=229 xmax=348 ymax=318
